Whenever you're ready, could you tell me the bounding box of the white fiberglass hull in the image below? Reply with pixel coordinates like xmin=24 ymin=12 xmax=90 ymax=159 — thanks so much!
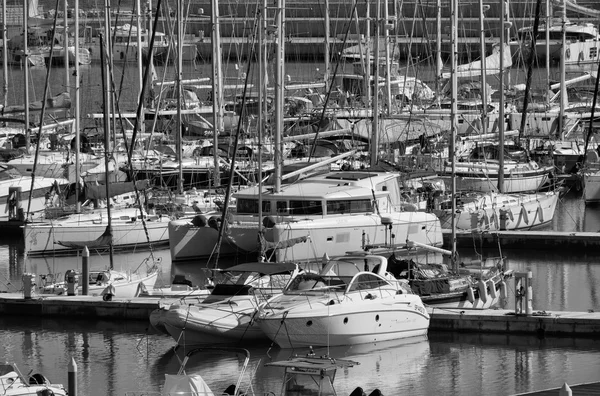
xmin=162 ymin=302 xmax=266 ymax=345
xmin=258 ymin=293 xmax=430 ymax=348
xmin=170 ymin=211 xmax=443 ymax=262
xmin=439 ymin=192 xmax=559 ymax=231
xmin=440 ymin=164 xmax=552 ymax=193
xmin=24 ymin=217 xmax=170 ymax=256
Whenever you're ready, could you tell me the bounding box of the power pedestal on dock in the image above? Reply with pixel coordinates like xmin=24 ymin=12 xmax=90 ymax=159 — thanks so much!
xmin=22 ymin=273 xmax=36 ymax=299
xmin=515 ymin=271 xmax=533 ymax=315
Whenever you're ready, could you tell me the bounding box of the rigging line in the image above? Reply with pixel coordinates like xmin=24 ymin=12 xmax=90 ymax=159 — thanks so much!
xmin=27 ymin=0 xmax=61 ymax=218
xmin=307 ymin=0 xmax=359 ymax=162
xmin=518 ymin=0 xmax=544 ymax=143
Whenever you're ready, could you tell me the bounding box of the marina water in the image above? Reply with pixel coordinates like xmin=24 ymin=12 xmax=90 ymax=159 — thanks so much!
xmin=1 ymin=63 xmax=600 ymax=394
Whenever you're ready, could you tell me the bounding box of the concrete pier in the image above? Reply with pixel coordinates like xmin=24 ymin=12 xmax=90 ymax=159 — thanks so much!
xmin=444 ymin=230 xmax=600 ymax=251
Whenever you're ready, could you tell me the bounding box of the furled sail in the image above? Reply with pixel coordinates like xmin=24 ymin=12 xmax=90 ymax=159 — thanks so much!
xmin=84 ymin=180 xmax=150 ymax=200
xmin=57 ymin=225 xmax=112 ymax=249
xmin=2 ymin=92 xmax=71 ymax=114
xmin=441 ymin=43 xmax=512 ymax=79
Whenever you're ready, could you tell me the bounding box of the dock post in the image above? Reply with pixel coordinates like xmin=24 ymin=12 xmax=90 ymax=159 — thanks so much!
xmin=514 ymin=271 xmax=533 ymax=315
xmin=559 ymin=383 xmax=572 ymax=396
xmin=22 ymin=273 xmax=35 ymax=299
xmin=82 ymin=246 xmax=89 ymax=296
xmin=68 ymin=357 xmax=77 ymax=396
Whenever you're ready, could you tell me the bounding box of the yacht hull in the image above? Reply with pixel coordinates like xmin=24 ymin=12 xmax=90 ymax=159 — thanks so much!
xmin=258 ymin=295 xmax=430 ymax=348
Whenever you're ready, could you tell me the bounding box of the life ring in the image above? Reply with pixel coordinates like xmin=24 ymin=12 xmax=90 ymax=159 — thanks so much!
xmin=565 ymin=48 xmax=571 ymax=59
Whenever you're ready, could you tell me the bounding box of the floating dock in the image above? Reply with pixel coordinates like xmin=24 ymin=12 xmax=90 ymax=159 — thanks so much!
xmin=0 ymin=293 xmax=598 ymax=338
xmin=444 ymin=230 xmax=600 ymax=251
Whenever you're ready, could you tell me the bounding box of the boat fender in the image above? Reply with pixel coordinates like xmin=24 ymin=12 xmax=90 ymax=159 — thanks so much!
xmin=478 ymin=279 xmax=488 ymax=304
xmin=102 ymin=284 xmax=116 ymax=301
xmin=489 ymin=279 xmax=498 ymax=299
xmin=579 ymin=51 xmax=584 ymax=62
xmin=263 ymin=216 xmax=277 ymax=228
xmin=537 ymin=204 xmax=544 ymax=223
xmin=566 ymin=48 xmax=571 ymax=59
xmin=520 ymin=204 xmax=529 ymax=225
xmin=191 ymin=214 xmax=208 ymax=227
xmin=207 ymin=216 xmax=221 ymax=230
xmin=499 ymin=281 xmax=508 ymax=300
xmin=467 ymin=287 xmax=475 ymax=304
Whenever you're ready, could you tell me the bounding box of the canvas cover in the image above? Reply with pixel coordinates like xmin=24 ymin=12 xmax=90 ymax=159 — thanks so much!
xmin=162 ymin=374 xmax=214 ymax=396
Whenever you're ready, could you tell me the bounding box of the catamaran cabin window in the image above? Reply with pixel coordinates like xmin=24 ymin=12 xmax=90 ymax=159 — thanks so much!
xmin=288 ymin=200 xmax=323 ymax=215
xmin=327 ymin=199 xmax=373 ymax=214
xmin=236 ymin=199 xmax=271 ymax=214
xmin=237 ymin=199 xmax=259 ymax=214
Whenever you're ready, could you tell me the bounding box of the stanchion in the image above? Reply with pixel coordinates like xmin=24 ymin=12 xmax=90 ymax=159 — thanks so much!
xmin=82 ymin=246 xmax=89 ymax=296
xmin=68 ymin=357 xmax=77 ymax=396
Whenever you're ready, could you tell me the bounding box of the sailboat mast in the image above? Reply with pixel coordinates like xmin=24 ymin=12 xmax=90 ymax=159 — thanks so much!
xmin=545 ymin=0 xmax=551 ymax=106
xmin=274 ymin=0 xmax=285 ymax=193
xmin=211 ymin=0 xmax=223 ymax=188
xmin=450 ymin=0 xmax=458 ymax=270
xmin=1 ymin=0 xmax=6 ymax=108
xmin=323 ymin=0 xmax=330 ymax=90
xmin=370 ymin=0 xmax=380 ymax=167
xmin=75 ymin=0 xmax=81 ymax=212
xmin=559 ymin=0 xmax=567 ymax=138
xmin=478 ymin=0 xmax=488 ymax=138
xmin=383 ymin=0 xmax=391 ymax=115
xmin=176 ymin=0 xmax=184 ymax=195
xmin=64 ymin=0 xmax=69 ymax=83
xmin=258 ymin=0 xmax=267 ymax=255
xmin=24 ymin=0 xmax=30 ymax=152
xmin=100 ymin=32 xmax=114 ymax=270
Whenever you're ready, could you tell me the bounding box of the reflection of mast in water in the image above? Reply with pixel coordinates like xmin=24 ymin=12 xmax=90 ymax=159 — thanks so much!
xmin=7 ymin=240 xmax=25 ymax=288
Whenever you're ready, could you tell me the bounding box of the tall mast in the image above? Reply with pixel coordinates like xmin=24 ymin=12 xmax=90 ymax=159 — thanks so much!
xmin=2 ymin=0 xmax=6 ymax=109
xmin=176 ymin=0 xmax=183 ymax=195
xmin=383 ymin=0 xmax=391 ymax=115
xmin=258 ymin=0 xmax=267 ymax=258
xmin=435 ymin=0 xmax=442 ymax=96
xmin=478 ymin=1 xmax=488 ymax=139
xmin=211 ymin=0 xmax=223 ymax=188
xmin=64 ymin=0 xmax=69 ymax=85
xmin=99 ymin=32 xmax=114 ymax=270
xmin=545 ymin=0 xmax=551 ymax=106
xmin=323 ymin=0 xmax=330 ymax=90
xmin=450 ymin=0 xmax=458 ymax=271
xmin=274 ymin=0 xmax=285 ymax=193
xmin=370 ymin=0 xmax=380 ymax=167
xmin=75 ymin=0 xmax=81 ymax=212
xmin=24 ymin=0 xmax=30 ymax=152
xmin=559 ymin=0 xmax=567 ymax=139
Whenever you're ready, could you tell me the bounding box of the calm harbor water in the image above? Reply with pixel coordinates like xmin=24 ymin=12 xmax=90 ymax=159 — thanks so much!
xmin=0 ymin=191 xmax=600 ymax=395
xmin=1 ymin=62 xmax=600 ymax=394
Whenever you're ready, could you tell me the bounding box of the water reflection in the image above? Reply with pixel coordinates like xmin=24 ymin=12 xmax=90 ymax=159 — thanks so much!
xmin=2 ymin=314 xmax=599 ymax=396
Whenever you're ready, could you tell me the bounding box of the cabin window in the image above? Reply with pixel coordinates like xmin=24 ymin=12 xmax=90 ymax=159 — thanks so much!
xmin=236 ymin=199 xmax=272 ymax=214
xmin=348 ymin=273 xmax=388 ymax=292
xmin=327 ymin=199 xmax=373 ymax=214
xmin=591 ymin=47 xmax=598 ymax=58
xmin=288 ymin=200 xmax=323 ymax=215
xmin=236 ymin=199 xmax=259 ymax=214
xmin=276 ymin=201 xmax=288 ymax=214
